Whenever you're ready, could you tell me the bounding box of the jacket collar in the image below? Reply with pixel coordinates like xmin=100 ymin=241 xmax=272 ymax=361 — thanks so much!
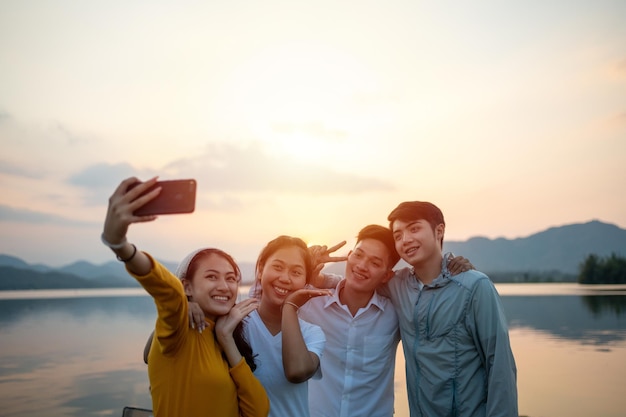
xmin=410 ymin=252 xmax=454 ymax=289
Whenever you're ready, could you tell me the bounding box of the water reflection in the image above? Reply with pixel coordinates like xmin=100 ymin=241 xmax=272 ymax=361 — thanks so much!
xmin=1 ymin=287 xmax=626 ymax=417
xmin=501 ymin=295 xmax=626 ymax=345
xmin=0 ymin=296 xmax=155 ymax=417
xmin=581 ymin=295 xmax=626 ymax=317
xmin=60 ymin=369 xmax=150 ymax=417
xmin=0 ymin=296 xmax=156 ymax=328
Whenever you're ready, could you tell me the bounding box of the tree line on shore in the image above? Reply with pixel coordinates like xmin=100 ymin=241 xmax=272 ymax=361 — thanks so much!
xmin=578 ymin=253 xmax=626 ymax=284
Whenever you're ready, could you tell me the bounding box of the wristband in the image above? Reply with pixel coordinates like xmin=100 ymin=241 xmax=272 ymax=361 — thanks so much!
xmin=117 ymin=244 xmax=137 ymax=263
xmin=101 ymin=233 xmax=127 ymax=249
xmin=282 ymin=301 xmax=300 ymax=311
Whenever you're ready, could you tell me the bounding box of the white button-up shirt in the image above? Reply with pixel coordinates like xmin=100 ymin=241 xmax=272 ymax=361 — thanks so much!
xmin=299 ymin=279 xmax=401 ymax=417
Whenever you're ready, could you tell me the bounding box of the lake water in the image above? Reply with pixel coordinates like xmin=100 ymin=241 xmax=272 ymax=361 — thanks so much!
xmin=1 ymin=283 xmax=625 ymax=417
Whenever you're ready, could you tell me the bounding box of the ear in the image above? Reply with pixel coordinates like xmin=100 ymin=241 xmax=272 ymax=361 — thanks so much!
xmin=182 ymin=278 xmax=193 ymax=297
xmin=435 ymin=223 xmax=445 ymax=244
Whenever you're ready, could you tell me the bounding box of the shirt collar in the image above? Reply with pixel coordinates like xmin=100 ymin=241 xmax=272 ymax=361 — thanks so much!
xmin=326 ymin=279 xmax=387 ymax=312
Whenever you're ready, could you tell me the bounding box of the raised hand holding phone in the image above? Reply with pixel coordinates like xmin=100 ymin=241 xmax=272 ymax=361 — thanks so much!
xmin=130 ymin=179 xmax=196 ymax=216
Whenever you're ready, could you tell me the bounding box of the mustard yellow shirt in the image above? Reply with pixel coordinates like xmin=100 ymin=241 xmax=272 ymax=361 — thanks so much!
xmin=130 ymin=253 xmax=269 ymax=417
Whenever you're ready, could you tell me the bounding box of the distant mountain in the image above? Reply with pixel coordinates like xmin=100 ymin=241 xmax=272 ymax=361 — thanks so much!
xmin=0 ymin=253 xmax=257 ymax=290
xmin=0 ymin=265 xmax=135 ymax=290
xmin=0 ymin=254 xmax=50 ymax=273
xmin=0 ymin=220 xmax=624 ymax=290
xmin=443 ymin=220 xmax=626 ymax=274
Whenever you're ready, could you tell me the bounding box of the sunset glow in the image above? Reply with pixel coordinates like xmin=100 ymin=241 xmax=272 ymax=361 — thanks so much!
xmin=0 ymin=0 xmax=625 ymax=266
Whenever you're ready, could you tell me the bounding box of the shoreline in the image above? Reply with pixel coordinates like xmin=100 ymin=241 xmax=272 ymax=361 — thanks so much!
xmin=2 ymin=283 xmax=626 ymax=300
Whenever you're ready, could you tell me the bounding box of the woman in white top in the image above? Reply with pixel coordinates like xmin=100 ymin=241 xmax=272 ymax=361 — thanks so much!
xmin=184 ymin=235 xmax=330 ymax=417
xmin=243 ymin=235 xmax=329 ymax=417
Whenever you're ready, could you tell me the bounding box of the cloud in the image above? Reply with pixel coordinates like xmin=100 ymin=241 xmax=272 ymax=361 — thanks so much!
xmin=0 ymin=204 xmax=98 ymax=227
xmin=53 ymin=122 xmax=92 ymax=146
xmin=0 ymin=159 xmax=45 ymax=179
xmin=0 ymin=111 xmax=99 ymax=182
xmin=162 ymin=142 xmax=394 ymax=194
xmin=66 ymin=162 xmax=156 ymax=206
xmin=67 ymin=162 xmax=143 ymax=188
xmin=68 ymin=142 xmax=394 ymax=201
xmin=0 ymin=111 xmax=92 ymax=147
xmin=62 ymin=142 xmax=395 ymax=210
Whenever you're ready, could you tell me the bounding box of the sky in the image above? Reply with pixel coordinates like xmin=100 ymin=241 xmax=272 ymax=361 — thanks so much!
xmin=1 ymin=0 xmax=625 ymax=267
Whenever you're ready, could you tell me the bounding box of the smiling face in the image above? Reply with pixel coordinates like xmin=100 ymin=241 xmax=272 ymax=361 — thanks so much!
xmin=258 ymin=246 xmax=308 ymax=308
xmin=392 ymin=219 xmax=444 ymax=268
xmin=344 ymin=238 xmax=394 ymax=295
xmin=182 ymin=253 xmax=239 ymax=322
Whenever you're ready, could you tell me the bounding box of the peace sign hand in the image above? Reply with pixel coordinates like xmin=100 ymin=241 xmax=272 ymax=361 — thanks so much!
xmin=309 ymin=241 xmax=348 ymax=266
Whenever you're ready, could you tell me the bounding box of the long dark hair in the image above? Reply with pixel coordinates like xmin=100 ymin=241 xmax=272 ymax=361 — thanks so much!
xmin=185 ymin=248 xmax=257 ymax=371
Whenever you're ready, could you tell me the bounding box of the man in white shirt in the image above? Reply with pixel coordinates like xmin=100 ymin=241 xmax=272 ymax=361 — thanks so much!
xmin=298 ymin=225 xmax=401 ymax=417
xmin=245 ymin=225 xmax=473 ymax=416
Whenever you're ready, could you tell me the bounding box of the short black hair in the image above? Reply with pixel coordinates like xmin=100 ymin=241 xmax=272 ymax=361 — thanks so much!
xmin=357 ymin=224 xmax=401 ymax=267
xmin=387 ymin=201 xmax=445 ymax=229
xmin=387 ymin=201 xmax=445 ymax=247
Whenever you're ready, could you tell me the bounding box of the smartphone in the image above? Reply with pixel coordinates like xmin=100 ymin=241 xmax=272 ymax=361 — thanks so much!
xmin=130 ymin=179 xmax=196 ymax=216
xmin=122 ymin=406 xmax=153 ymax=417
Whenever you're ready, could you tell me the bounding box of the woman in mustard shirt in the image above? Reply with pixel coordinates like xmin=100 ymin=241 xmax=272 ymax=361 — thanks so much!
xmin=101 ymin=177 xmax=269 ymax=417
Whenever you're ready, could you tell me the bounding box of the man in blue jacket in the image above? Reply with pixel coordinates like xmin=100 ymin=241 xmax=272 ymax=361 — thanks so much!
xmin=385 ymin=201 xmax=518 ymax=416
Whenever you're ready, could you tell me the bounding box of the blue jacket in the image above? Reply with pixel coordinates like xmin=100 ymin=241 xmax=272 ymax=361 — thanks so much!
xmin=380 ymin=255 xmax=518 ymax=417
